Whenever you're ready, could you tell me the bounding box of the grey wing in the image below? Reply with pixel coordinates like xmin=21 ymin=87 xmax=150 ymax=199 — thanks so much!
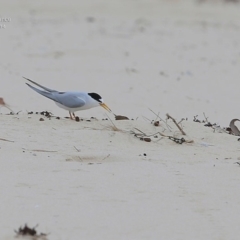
xmin=26 ymin=83 xmax=86 ymax=108
xmin=23 ymin=77 xmax=58 ymax=92
xmin=54 ymin=92 xmax=86 ymax=108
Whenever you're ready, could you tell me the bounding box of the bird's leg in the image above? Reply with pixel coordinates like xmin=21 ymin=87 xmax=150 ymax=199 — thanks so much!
xmin=69 ymin=111 xmax=74 ymax=120
xmin=72 ymin=112 xmax=76 ymax=119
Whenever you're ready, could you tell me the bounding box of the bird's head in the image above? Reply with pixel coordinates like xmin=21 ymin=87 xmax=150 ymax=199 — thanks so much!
xmin=88 ymin=93 xmax=112 ymax=112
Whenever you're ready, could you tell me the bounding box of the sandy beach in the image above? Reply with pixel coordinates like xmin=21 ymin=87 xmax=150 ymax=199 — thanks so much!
xmin=1 ymin=0 xmax=240 ymax=239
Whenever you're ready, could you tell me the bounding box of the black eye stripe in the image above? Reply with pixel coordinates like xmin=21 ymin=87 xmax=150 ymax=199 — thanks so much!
xmin=88 ymin=93 xmax=102 ymax=102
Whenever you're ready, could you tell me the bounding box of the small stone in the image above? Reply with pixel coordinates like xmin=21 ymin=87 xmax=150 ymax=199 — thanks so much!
xmin=45 ymin=111 xmax=51 ymax=117
xmin=140 ymin=137 xmax=151 ymax=142
xmin=143 ymin=137 xmax=151 ymax=142
xmin=75 ymin=116 xmax=80 ymax=122
xmin=115 ymin=115 xmax=129 ymax=120
xmin=39 ymin=118 xmax=44 ymax=121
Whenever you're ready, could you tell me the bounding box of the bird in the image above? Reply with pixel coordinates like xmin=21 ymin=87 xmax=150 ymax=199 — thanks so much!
xmin=24 ymin=77 xmax=112 ymax=120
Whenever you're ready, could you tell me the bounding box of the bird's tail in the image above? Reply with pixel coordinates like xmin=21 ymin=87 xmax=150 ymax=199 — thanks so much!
xmin=23 ymin=77 xmax=57 ymax=92
xmin=26 ymin=83 xmax=57 ymax=102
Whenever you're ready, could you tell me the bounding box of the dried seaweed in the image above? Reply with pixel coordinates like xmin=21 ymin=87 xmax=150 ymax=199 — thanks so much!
xmin=168 ymin=136 xmax=186 ymax=144
xmin=15 ymin=224 xmax=48 ymax=239
xmin=131 ymin=123 xmax=194 ymax=144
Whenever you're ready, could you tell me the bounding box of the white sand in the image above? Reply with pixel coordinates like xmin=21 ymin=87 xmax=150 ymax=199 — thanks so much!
xmin=1 ymin=1 xmax=240 ymax=239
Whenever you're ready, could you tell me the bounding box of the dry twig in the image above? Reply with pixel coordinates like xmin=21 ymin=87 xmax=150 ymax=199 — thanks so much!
xmin=0 ymin=138 xmax=14 ymax=142
xmin=32 ymin=149 xmax=57 ymax=152
xmin=148 ymin=108 xmax=172 ymax=131
xmin=166 ymin=113 xmax=186 ymax=135
xmin=102 ymin=154 xmax=110 ymax=160
xmin=203 ymin=112 xmax=209 ymax=122
xmin=130 ymin=127 xmax=193 ymax=144
xmin=74 ymin=146 xmax=81 ymax=152
xmin=104 ymin=114 xmax=123 ymax=132
xmin=178 ymin=118 xmax=186 ymax=124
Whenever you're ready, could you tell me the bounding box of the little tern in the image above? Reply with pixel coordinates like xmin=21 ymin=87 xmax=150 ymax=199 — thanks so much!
xmin=24 ymin=77 xmax=111 ymax=119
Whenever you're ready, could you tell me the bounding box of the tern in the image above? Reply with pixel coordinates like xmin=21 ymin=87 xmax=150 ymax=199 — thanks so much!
xmin=24 ymin=77 xmax=111 ymax=119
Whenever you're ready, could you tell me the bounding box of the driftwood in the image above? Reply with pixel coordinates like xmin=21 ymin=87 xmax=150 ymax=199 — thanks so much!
xmin=229 ymin=119 xmax=240 ymax=136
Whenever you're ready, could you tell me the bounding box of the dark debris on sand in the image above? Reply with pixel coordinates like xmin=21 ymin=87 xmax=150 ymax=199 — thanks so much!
xmin=40 ymin=111 xmax=52 ymax=118
xmin=15 ymin=224 xmax=48 ymax=239
xmin=169 ymin=136 xmax=186 ymax=144
xmin=193 ymin=115 xmax=218 ymax=128
xmin=115 ymin=115 xmax=129 ymax=120
xmin=27 ymin=110 xmax=58 ymax=120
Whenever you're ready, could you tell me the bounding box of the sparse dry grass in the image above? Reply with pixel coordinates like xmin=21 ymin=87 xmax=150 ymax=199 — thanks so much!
xmin=0 ymin=97 xmax=13 ymax=112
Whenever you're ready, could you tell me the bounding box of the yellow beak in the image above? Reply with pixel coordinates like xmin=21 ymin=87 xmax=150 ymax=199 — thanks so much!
xmin=100 ymin=103 xmax=112 ymax=112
